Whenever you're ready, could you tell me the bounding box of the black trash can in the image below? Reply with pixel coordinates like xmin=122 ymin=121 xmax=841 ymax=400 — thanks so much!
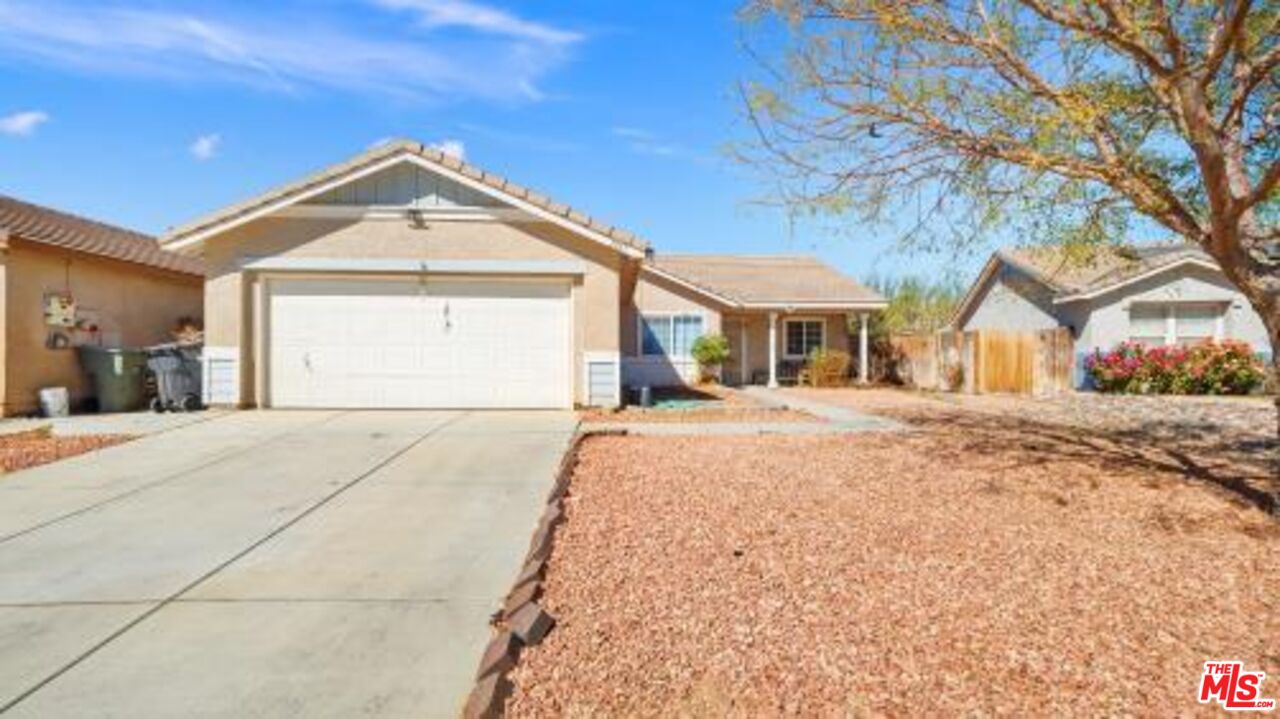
xmin=145 ymin=344 xmax=204 ymax=412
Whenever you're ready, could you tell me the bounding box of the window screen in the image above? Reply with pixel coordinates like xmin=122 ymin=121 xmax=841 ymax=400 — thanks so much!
xmin=641 ymin=314 xmax=703 ymax=357
xmin=641 ymin=316 xmax=672 ymax=356
xmin=1129 ymin=305 xmax=1167 ymax=346
xmin=785 ymin=320 xmax=825 ymax=357
xmin=1174 ymin=304 xmax=1219 ymax=344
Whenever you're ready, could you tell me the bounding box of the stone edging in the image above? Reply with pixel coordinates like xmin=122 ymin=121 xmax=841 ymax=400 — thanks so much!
xmin=462 ymin=430 xmax=621 ymax=717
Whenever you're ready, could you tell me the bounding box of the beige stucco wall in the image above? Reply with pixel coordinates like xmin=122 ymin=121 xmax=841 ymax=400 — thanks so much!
xmin=200 ymin=216 xmax=628 ymax=407
xmin=624 ymin=268 xmax=861 ymax=386
xmin=3 ymin=239 xmax=203 ymax=415
xmin=722 ymin=312 xmax=854 ymax=385
xmin=623 ymin=271 xmax=727 ymax=356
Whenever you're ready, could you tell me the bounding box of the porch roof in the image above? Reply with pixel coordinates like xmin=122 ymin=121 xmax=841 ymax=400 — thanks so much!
xmin=646 ymin=254 xmax=886 ymax=310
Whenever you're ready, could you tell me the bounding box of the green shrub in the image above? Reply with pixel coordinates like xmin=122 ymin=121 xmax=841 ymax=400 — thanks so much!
xmin=691 ymin=334 xmax=731 ymax=382
xmin=806 ymin=348 xmax=851 ymax=387
xmin=1085 ymin=340 xmax=1265 ymax=395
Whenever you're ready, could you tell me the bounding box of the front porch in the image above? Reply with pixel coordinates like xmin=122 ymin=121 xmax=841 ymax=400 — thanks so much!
xmin=720 ymin=310 xmax=874 ymax=388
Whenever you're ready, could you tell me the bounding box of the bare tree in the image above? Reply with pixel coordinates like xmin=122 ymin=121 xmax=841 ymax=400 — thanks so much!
xmin=738 ymin=0 xmax=1279 ymax=434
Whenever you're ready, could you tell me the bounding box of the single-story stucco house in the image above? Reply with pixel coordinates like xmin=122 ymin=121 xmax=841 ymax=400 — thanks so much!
xmin=951 ymin=243 xmax=1273 ymax=388
xmin=159 ymin=139 xmax=884 ymax=410
xmin=0 ymin=195 xmax=205 ymax=416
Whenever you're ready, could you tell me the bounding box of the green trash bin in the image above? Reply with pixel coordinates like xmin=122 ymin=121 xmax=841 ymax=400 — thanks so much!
xmin=77 ymin=346 xmax=148 ymax=413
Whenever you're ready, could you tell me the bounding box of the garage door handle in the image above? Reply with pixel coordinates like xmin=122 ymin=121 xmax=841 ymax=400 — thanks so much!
xmin=303 ymin=352 xmax=313 ymax=372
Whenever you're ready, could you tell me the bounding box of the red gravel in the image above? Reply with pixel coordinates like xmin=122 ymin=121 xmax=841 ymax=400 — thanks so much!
xmin=509 ymin=394 xmax=1280 ymax=716
xmin=0 ymin=428 xmax=135 ymax=474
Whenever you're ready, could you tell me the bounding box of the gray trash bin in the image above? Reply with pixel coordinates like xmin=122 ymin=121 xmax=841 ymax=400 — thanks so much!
xmin=77 ymin=346 xmax=148 ymax=413
xmin=145 ymin=344 xmax=204 ymax=412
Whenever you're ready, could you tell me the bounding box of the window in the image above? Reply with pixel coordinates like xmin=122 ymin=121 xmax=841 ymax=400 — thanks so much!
xmin=784 ymin=319 xmax=825 ymax=358
xmin=641 ymin=313 xmax=704 ymax=357
xmin=1129 ymin=305 xmax=1167 ymax=346
xmin=1128 ymin=303 xmax=1224 ymax=346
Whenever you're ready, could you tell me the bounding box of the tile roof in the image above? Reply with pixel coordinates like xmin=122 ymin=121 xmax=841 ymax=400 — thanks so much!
xmin=0 ymin=195 xmax=203 ymax=276
xmin=999 ymin=243 xmax=1215 ymax=296
xmin=647 ymin=254 xmax=886 ymax=306
xmin=161 ymin=139 xmax=648 ymax=255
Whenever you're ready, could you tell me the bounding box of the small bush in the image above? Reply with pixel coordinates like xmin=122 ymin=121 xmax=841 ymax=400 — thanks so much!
xmin=1085 ymin=340 xmax=1265 ymax=395
xmin=691 ymin=334 xmax=731 ymax=383
xmin=806 ymin=349 xmax=851 ymax=387
xmin=943 ymin=363 xmax=965 ymax=392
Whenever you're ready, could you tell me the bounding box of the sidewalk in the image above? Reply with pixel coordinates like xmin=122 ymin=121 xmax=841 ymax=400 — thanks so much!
xmin=580 ymin=387 xmax=901 ymax=436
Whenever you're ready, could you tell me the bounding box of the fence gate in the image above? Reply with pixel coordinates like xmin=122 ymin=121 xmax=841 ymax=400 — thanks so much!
xmin=974 ymin=330 xmax=1036 ymax=394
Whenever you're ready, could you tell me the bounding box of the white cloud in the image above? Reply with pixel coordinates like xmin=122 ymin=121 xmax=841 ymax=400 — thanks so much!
xmin=371 ymin=0 xmax=581 ymax=45
xmin=0 ymin=1 xmax=581 ymax=102
xmin=190 ymin=133 xmax=221 ymax=161
xmin=611 ymin=126 xmax=653 ymax=140
xmin=612 ymin=126 xmax=679 ymax=157
xmin=429 ymin=138 xmax=466 ymax=159
xmin=0 ymin=109 xmax=49 ymax=136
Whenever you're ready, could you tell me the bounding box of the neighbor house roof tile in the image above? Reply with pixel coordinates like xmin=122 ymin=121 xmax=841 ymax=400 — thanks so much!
xmin=0 ymin=195 xmax=203 ymax=276
xmin=999 ymin=243 xmax=1213 ymax=296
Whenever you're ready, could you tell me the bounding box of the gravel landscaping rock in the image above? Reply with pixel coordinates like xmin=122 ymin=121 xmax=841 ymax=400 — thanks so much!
xmin=0 ymin=428 xmax=135 ymax=474
xmin=508 ymin=393 xmax=1279 ymax=716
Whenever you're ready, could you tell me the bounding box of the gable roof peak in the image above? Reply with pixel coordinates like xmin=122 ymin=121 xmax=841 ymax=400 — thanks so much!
xmin=160 ymin=138 xmax=648 ymax=257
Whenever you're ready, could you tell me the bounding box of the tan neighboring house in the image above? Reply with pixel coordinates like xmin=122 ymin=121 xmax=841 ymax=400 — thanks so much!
xmin=160 ymin=140 xmax=884 ymax=410
xmin=0 ymin=195 xmax=204 ymax=416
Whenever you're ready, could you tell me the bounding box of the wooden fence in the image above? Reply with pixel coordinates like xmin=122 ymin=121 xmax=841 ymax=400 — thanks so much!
xmin=887 ymin=328 xmax=1075 ymax=396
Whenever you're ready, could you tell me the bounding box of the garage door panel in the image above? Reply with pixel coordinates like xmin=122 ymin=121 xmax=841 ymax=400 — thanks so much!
xmin=267 ymin=278 xmax=570 ymax=409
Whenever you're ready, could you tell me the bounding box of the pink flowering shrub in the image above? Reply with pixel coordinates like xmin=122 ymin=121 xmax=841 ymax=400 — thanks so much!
xmin=1085 ymin=340 xmax=1265 ymax=395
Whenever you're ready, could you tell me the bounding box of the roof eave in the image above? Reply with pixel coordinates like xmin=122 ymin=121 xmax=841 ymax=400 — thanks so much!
xmin=1051 ymin=257 xmax=1222 ymax=304
xmin=738 ymin=300 xmax=889 ymax=311
xmin=160 ymin=145 xmax=648 ymax=260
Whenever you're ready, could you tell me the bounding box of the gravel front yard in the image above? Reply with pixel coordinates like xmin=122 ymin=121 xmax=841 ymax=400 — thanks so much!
xmin=0 ymin=428 xmax=135 ymax=474
xmin=509 ymin=391 xmax=1279 ymax=716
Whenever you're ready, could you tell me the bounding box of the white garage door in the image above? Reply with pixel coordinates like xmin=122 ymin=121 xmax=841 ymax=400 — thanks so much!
xmin=268 ymin=277 xmax=572 ymax=409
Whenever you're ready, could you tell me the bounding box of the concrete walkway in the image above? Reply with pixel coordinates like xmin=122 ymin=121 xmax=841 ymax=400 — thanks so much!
xmin=581 ymin=388 xmax=900 ymax=436
xmin=0 ymin=409 xmax=230 ymax=438
xmin=0 ymin=409 xmax=577 ymax=718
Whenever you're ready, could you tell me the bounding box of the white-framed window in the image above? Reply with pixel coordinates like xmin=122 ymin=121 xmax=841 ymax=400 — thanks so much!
xmin=1128 ymin=303 xmax=1225 ymax=346
xmin=640 ymin=313 xmax=704 ymax=357
xmin=784 ymin=318 xmax=826 ymax=359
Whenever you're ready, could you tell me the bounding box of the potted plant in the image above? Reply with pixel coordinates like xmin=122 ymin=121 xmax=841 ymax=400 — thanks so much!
xmin=691 ymin=334 xmax=731 ymax=384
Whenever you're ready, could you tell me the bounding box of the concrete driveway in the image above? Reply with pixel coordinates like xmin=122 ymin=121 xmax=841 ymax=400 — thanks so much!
xmin=0 ymin=410 xmax=577 ymax=718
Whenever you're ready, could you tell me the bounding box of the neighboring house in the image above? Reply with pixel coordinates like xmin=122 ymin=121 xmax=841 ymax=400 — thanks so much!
xmin=159 ymin=139 xmax=884 ymax=410
xmin=0 ymin=195 xmax=204 ymax=416
xmin=952 ymin=244 xmax=1273 ymax=387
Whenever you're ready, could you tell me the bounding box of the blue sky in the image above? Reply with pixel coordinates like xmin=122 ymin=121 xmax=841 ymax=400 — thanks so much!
xmin=0 ymin=0 xmax=986 ymax=281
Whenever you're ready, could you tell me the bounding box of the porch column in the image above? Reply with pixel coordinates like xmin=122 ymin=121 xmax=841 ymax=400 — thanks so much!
xmin=767 ymin=312 xmax=779 ymax=388
xmin=858 ymin=312 xmax=870 ymax=385
xmin=739 ymin=320 xmax=748 ymax=385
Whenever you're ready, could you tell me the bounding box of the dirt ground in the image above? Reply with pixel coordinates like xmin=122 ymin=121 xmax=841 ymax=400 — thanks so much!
xmin=509 ymin=389 xmax=1280 ymax=716
xmin=0 ymin=428 xmax=135 ymax=474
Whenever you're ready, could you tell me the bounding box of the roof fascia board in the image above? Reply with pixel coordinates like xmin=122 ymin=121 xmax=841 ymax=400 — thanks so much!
xmin=947 ymin=254 xmax=1003 ymax=329
xmin=404 ymin=154 xmax=645 ymax=259
xmin=739 ymin=301 xmax=889 ymax=311
xmin=276 ymin=205 xmax=529 ymax=222
xmin=164 ymin=150 xmax=646 ymax=259
xmin=1052 ymin=257 xmax=1221 ymax=304
xmin=162 ymin=153 xmax=411 ymax=251
xmin=239 ymin=257 xmax=587 ymax=276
